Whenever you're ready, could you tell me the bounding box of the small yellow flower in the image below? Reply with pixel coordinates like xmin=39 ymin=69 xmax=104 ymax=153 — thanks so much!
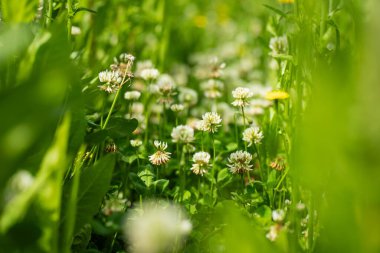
xmin=278 ymin=0 xmax=294 ymax=4
xmin=265 ymin=90 xmax=290 ymax=100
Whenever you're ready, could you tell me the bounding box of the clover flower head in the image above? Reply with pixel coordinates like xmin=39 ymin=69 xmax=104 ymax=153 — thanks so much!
xmin=124 ymin=91 xmax=141 ymax=100
xmin=123 ymin=201 xmax=192 ymax=253
xmin=242 ymin=127 xmax=264 ymax=146
xmin=170 ymin=104 xmax=185 ymax=112
xmin=227 ymin=150 xmax=253 ymax=174
xmin=191 ymin=151 xmax=211 ymax=176
xmin=171 ymin=125 xmax=194 ymax=143
xmin=272 ymin=209 xmax=286 ymax=222
xmin=231 ymin=87 xmax=253 ymax=107
xmin=269 ymin=36 xmax=289 ymax=55
xmin=130 ymin=139 xmax=143 ymax=147
xmin=99 ymin=70 xmax=122 ymax=84
xmin=178 ymin=87 xmax=198 ymax=106
xmin=119 ymin=53 xmax=135 ymax=63
xmin=201 ymin=79 xmax=224 ymax=99
xmin=201 ymin=112 xmax=222 ymax=133
xmin=266 ymin=224 xmax=282 ymax=242
xmin=141 ymin=68 xmax=160 ymax=81
xmin=149 ymin=141 xmax=171 ymax=165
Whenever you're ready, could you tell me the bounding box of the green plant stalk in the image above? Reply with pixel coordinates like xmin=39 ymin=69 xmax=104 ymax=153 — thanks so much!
xmin=158 ymin=0 xmax=169 ymax=71
xmin=101 ymin=88 xmax=122 ymax=130
xmin=179 ymin=145 xmax=185 ymax=203
xmin=61 ymin=145 xmax=86 ymax=253
xmin=252 ymin=143 xmax=264 ymax=181
xmin=241 ymin=107 xmax=248 ymax=151
xmin=67 ymin=0 xmax=73 ymax=41
xmin=46 ymin=0 xmax=53 ymax=26
xmin=308 ymin=195 xmax=315 ymax=252
xmin=234 ymin=113 xmax=239 ymax=145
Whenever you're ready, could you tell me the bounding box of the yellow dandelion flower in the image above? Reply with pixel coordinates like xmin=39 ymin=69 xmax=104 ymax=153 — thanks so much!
xmin=265 ymin=90 xmax=290 ymax=100
xmin=278 ymin=0 xmax=294 ymax=4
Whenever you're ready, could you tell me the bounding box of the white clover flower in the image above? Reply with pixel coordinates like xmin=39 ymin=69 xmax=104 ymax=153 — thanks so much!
xmin=242 ymin=127 xmax=264 ymax=146
xmin=3 ymin=170 xmax=34 ymax=204
xmin=191 ymin=151 xmax=211 ymax=176
xmin=178 ymin=87 xmax=198 ymax=106
xmin=170 ymin=104 xmax=185 ymax=112
xmin=157 ymin=74 xmax=176 ymax=94
xmin=124 ymin=91 xmax=141 ymax=100
xmin=269 ymin=36 xmax=289 ymax=55
xmin=141 ymin=68 xmax=160 ymax=81
xmin=130 ymin=139 xmax=143 ymax=147
xmin=136 ymin=60 xmax=154 ymax=73
xmin=201 ymin=112 xmax=222 ymax=133
xmin=98 ymin=70 xmax=121 ymax=84
xmin=231 ymin=87 xmax=253 ymax=107
xmin=149 ymin=141 xmax=171 ymax=166
xmin=227 ymin=150 xmax=253 ymax=174
xmin=272 ymin=209 xmax=286 ymax=222
xmin=266 ymin=224 xmax=281 ymax=242
xmin=171 ymin=125 xmax=194 ymax=143
xmin=201 ymin=79 xmax=224 ymax=99
xmin=156 ymin=74 xmax=177 ymax=104
xmin=296 ymin=201 xmax=306 ymax=211
xmin=123 ymin=201 xmax=192 ymax=253
xmin=195 ymin=120 xmax=207 ymax=131
xmin=245 ymin=106 xmax=265 ymax=116
xmin=119 ymin=53 xmax=135 ymax=63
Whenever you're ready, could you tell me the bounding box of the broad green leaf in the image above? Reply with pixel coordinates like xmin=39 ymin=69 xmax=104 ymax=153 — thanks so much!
xmin=85 ymin=129 xmax=109 ymax=144
xmin=138 ymin=169 xmax=154 ymax=187
xmin=107 ymin=117 xmax=138 ymax=139
xmin=67 ymin=155 xmax=116 ymax=236
xmin=128 ymin=173 xmax=147 ymax=193
xmin=254 ymin=205 xmax=272 ymax=226
xmin=152 ymin=179 xmax=169 ymax=193
xmin=217 ymin=168 xmax=231 ymax=183
xmin=267 ymin=170 xmax=277 ymax=188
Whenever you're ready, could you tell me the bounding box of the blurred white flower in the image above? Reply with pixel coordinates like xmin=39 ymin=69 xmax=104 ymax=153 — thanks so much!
xmin=170 ymin=104 xmax=185 ymax=112
xmin=201 ymin=79 xmax=224 ymax=99
xmin=272 ymin=209 xmax=286 ymax=222
xmin=130 ymin=139 xmax=143 ymax=147
xmin=141 ymin=68 xmax=160 ymax=81
xmin=269 ymin=36 xmax=288 ymax=55
xmin=123 ymin=200 xmax=192 ymax=253
xmin=124 ymin=91 xmax=141 ymax=100
xmin=242 ymin=127 xmax=264 ymax=146
xmin=157 ymin=74 xmax=177 ymax=104
xmin=171 ymin=125 xmax=194 ymax=143
xmin=266 ymin=224 xmax=281 ymax=242
xmin=178 ymin=87 xmax=198 ymax=106
xmin=3 ymin=170 xmax=34 ymax=204
xmin=231 ymin=87 xmax=253 ymax=107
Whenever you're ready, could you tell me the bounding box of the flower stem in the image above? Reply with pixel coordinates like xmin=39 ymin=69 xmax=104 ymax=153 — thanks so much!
xmin=241 ymin=107 xmax=248 ymax=151
xmin=67 ymin=0 xmax=73 ymax=41
xmin=101 ymin=88 xmax=122 ymax=130
xmin=46 ymin=0 xmax=53 ymax=26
